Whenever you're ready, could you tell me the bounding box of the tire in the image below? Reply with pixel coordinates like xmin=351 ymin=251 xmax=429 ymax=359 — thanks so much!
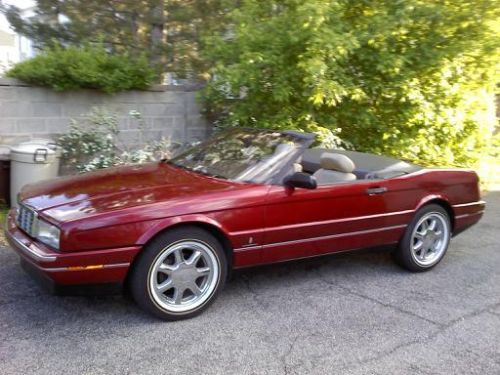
xmin=130 ymin=226 xmax=227 ymax=320
xmin=392 ymin=204 xmax=451 ymax=272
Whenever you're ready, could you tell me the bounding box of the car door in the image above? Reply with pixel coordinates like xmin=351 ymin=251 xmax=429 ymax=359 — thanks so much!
xmin=261 ymin=178 xmax=410 ymax=263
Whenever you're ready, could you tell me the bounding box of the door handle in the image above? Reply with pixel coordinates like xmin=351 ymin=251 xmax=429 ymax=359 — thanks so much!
xmin=366 ymin=186 xmax=387 ymax=195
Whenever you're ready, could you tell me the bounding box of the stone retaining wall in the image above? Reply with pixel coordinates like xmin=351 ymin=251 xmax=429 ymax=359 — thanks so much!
xmin=0 ymin=78 xmax=209 ymax=146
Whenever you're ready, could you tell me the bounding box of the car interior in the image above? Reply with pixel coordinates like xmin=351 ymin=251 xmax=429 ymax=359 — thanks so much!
xmin=295 ymin=148 xmax=422 ymax=185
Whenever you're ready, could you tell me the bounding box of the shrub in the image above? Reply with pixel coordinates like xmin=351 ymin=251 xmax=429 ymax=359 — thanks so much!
xmin=7 ymin=45 xmax=156 ymax=93
xmin=58 ymin=108 xmax=177 ymax=173
xmin=201 ymin=1 xmax=499 ymax=168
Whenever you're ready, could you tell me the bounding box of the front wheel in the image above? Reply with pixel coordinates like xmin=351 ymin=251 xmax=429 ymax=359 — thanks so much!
xmin=393 ymin=204 xmax=451 ymax=272
xmin=130 ymin=227 xmax=227 ymax=320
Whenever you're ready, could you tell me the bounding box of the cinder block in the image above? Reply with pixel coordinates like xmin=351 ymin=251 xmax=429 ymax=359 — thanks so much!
xmin=20 ymin=87 xmax=63 ymax=103
xmin=139 ymin=103 xmax=162 ymax=117
xmin=153 ymin=117 xmax=174 ymax=129
xmin=158 ymin=91 xmax=184 ymax=104
xmin=61 ymin=103 xmax=93 ymax=117
xmin=139 ymin=103 xmax=165 ymax=117
xmin=112 ymin=91 xmax=138 ymax=102
xmin=46 ymin=118 xmax=70 ymax=133
xmin=143 ymin=130 xmax=165 ymax=143
xmin=0 ymin=102 xmax=34 ymax=117
xmin=1 ymin=83 xmax=207 ymax=150
xmin=173 ymin=116 xmax=186 ymax=128
xmin=117 ymin=117 xmax=129 ymax=130
xmin=119 ymin=130 xmax=142 ymax=146
xmin=0 ymin=87 xmax=18 ymax=100
xmin=163 ymin=103 xmax=185 ymax=116
xmin=16 ymin=118 xmax=46 ymax=133
xmin=35 ymin=133 xmax=61 ymax=142
xmin=128 ymin=117 xmax=152 ymax=132
xmin=33 ymin=103 xmax=62 ymax=117
xmin=185 ymin=92 xmax=203 ymax=112
xmin=0 ymin=134 xmax=31 ymax=145
xmin=0 ymin=118 xmax=17 ymax=133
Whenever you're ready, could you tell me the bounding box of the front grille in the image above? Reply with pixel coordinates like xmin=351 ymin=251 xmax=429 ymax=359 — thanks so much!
xmin=17 ymin=204 xmax=38 ymax=237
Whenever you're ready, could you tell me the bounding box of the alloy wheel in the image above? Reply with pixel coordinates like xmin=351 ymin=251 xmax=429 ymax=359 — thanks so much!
xmin=410 ymin=212 xmax=450 ymax=267
xmin=148 ymin=240 xmax=219 ymax=313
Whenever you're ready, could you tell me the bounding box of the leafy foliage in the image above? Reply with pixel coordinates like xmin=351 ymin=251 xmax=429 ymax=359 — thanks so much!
xmin=58 ymin=108 xmax=176 ymax=172
xmin=164 ymin=0 xmax=237 ymax=79
xmin=202 ymin=0 xmax=499 ymax=167
xmin=0 ymin=0 xmax=235 ymax=79
xmin=7 ymin=45 xmax=156 ymax=93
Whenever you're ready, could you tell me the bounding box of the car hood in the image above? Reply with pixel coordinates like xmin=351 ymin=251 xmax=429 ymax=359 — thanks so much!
xmin=20 ymin=162 xmax=246 ymax=223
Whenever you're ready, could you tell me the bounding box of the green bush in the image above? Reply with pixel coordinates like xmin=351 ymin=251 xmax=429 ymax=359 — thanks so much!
xmin=201 ymin=0 xmax=499 ymax=168
xmin=58 ymin=108 xmax=177 ymax=173
xmin=7 ymin=45 xmax=156 ymax=93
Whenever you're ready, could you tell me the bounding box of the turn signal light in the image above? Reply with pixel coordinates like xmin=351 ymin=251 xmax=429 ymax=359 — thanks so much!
xmin=66 ymin=265 xmax=104 ymax=271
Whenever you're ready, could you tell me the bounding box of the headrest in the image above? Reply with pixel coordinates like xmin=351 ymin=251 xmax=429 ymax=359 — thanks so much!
xmin=292 ymin=163 xmax=303 ymax=173
xmin=320 ymin=152 xmax=355 ymax=173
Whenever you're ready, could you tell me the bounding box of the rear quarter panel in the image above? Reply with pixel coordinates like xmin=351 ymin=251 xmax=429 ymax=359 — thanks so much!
xmin=382 ymin=168 xmax=483 ymax=234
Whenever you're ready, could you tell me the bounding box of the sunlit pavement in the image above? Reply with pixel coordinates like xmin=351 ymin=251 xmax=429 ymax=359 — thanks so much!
xmin=1 ymin=193 xmax=499 ymax=374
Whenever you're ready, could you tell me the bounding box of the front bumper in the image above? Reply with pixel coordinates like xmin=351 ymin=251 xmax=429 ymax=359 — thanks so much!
xmin=5 ymin=209 xmax=141 ymax=286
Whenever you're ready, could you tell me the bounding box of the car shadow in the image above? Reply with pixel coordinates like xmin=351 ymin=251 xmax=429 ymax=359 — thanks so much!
xmin=1 ymin=246 xmax=398 ymax=326
xmin=229 ymin=246 xmax=398 ymax=283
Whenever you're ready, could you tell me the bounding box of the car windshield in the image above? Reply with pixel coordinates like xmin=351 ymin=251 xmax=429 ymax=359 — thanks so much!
xmin=168 ymin=128 xmax=311 ymax=183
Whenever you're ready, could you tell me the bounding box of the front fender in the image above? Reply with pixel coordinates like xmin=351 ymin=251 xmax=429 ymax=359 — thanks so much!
xmin=136 ymin=214 xmax=231 ymax=245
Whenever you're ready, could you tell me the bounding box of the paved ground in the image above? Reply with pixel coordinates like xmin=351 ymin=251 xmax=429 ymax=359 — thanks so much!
xmin=1 ymin=194 xmax=499 ymax=375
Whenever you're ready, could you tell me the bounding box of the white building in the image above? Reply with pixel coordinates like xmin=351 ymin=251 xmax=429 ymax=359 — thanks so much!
xmin=0 ymin=2 xmax=36 ymax=75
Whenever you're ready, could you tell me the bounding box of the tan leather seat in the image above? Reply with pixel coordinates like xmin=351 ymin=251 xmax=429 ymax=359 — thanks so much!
xmin=312 ymin=152 xmax=356 ymax=185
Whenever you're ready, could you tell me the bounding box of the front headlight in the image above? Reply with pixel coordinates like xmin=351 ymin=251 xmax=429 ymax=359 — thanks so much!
xmin=36 ymin=219 xmax=60 ymax=250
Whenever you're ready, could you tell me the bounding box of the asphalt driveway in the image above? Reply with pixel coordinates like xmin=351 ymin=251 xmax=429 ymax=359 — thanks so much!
xmin=1 ymin=193 xmax=499 ymax=374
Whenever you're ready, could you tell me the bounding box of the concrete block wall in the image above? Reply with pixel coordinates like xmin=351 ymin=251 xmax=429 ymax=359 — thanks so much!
xmin=0 ymin=78 xmax=209 ymax=147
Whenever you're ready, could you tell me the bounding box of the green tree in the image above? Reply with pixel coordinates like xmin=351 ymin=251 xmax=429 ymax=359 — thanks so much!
xmin=202 ymin=0 xmax=499 ymax=167
xmin=1 ymin=0 xmax=167 ymax=75
xmin=0 ymin=0 xmax=234 ymax=79
xmin=165 ymin=0 xmax=236 ymax=79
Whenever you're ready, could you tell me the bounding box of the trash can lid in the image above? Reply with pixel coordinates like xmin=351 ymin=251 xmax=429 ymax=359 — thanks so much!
xmin=20 ymin=139 xmax=61 ymax=155
xmin=0 ymin=145 xmax=11 ymax=161
xmin=20 ymin=138 xmax=58 ymax=147
xmin=10 ymin=144 xmax=56 ymax=164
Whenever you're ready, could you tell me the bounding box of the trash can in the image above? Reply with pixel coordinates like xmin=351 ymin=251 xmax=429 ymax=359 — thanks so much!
xmin=0 ymin=145 xmax=11 ymax=207
xmin=19 ymin=139 xmax=62 ymax=177
xmin=10 ymin=144 xmax=57 ymax=208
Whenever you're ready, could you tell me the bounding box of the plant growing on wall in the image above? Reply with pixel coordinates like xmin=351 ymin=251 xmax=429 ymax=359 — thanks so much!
xmin=201 ymin=0 xmax=499 ymax=168
xmin=7 ymin=44 xmax=156 ymax=93
xmin=58 ymin=108 xmax=178 ymax=172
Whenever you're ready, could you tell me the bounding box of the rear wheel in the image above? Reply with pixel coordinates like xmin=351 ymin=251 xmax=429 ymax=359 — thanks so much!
xmin=393 ymin=204 xmax=451 ymax=272
xmin=130 ymin=226 xmax=227 ymax=320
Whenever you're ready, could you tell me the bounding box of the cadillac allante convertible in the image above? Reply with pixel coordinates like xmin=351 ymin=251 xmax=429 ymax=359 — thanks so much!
xmin=5 ymin=128 xmax=485 ymax=320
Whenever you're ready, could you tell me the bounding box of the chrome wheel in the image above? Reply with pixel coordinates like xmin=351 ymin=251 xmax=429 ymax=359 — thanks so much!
xmin=410 ymin=212 xmax=450 ymax=267
xmin=148 ymin=240 xmax=219 ymax=313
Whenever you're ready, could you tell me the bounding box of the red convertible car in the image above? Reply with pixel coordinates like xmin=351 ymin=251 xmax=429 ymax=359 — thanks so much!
xmin=5 ymin=128 xmax=484 ymax=320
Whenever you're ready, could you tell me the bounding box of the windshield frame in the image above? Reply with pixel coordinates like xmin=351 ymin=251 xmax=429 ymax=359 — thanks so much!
xmin=166 ymin=128 xmax=315 ymax=185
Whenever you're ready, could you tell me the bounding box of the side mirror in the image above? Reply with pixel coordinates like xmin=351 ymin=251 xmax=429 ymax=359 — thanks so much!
xmin=284 ymin=172 xmax=317 ymax=189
